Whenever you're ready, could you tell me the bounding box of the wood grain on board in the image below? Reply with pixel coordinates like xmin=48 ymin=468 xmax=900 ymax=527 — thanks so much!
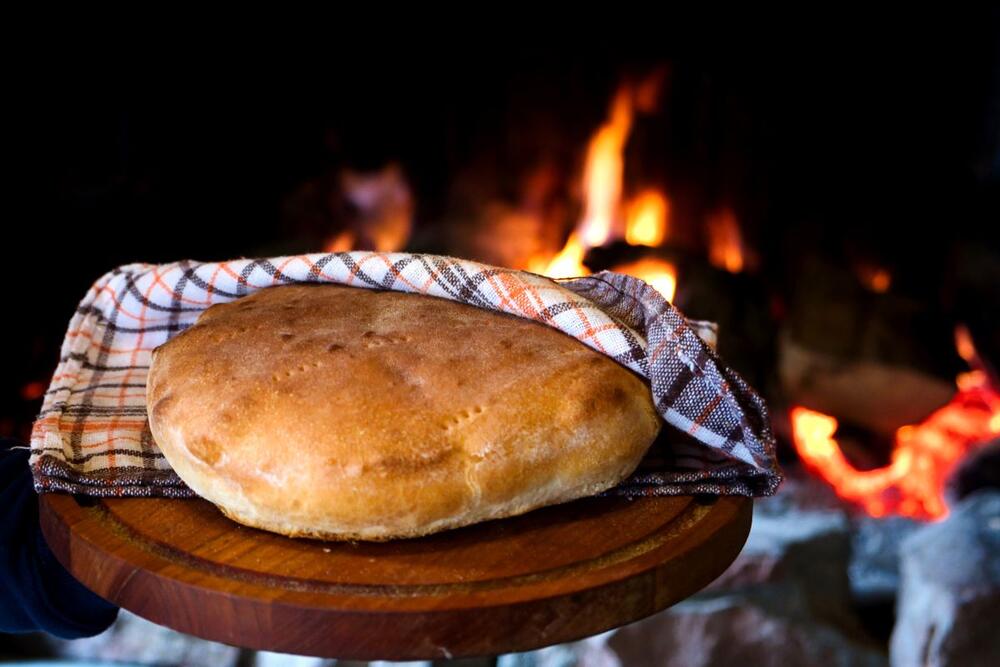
xmin=40 ymin=492 xmax=751 ymax=661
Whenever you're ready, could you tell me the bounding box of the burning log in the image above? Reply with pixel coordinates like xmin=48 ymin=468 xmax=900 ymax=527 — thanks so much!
xmin=780 ymin=334 xmax=956 ymax=437
xmin=789 ymin=348 xmax=1000 ymax=521
xmin=525 ymin=71 xmax=674 ymax=283
xmin=780 ymin=257 xmax=961 ymax=436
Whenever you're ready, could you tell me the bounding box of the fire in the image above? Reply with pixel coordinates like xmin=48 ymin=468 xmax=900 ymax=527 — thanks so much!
xmin=611 ymin=258 xmax=677 ymax=302
xmin=532 ymin=77 xmax=665 ymax=280
xmin=857 ymin=264 xmax=892 ymax=293
xmin=625 ymin=190 xmax=669 ymax=247
xmin=530 ymin=234 xmax=589 ymax=279
xmin=323 ymin=230 xmax=355 ymax=253
xmin=955 ymin=324 xmax=976 ymax=363
xmin=791 ymin=329 xmax=1000 ymax=520
xmin=578 ymin=86 xmax=633 ymax=248
xmin=706 ymin=208 xmax=744 ymax=273
xmin=531 ymin=75 xmax=672 ymax=282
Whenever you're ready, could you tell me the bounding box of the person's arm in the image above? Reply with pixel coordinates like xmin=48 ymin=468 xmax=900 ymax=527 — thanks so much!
xmin=0 ymin=437 xmax=118 ymax=638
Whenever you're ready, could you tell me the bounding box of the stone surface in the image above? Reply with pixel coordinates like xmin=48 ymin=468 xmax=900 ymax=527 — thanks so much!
xmin=254 ymin=653 xmax=337 ymax=667
xmin=608 ymin=590 xmax=886 ymax=667
xmin=498 ymin=632 xmax=617 ymax=667
xmin=752 ymin=465 xmax=852 ymax=514
xmin=503 ymin=495 xmax=886 ymax=667
xmin=34 ymin=470 xmax=917 ymax=667
xmin=597 ymin=498 xmax=884 ymax=667
xmin=890 ymin=490 xmax=1000 ymax=667
xmin=48 ymin=609 xmax=243 ymax=666
xmin=849 ymin=515 xmax=922 ymax=604
xmin=711 ymin=499 xmax=850 ymax=599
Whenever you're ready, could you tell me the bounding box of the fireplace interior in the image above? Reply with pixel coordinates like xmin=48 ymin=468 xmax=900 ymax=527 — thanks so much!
xmin=3 ymin=31 xmax=1000 ymax=667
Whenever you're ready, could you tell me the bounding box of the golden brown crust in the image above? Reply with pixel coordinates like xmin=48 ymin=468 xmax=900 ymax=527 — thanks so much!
xmin=147 ymin=284 xmax=660 ymax=540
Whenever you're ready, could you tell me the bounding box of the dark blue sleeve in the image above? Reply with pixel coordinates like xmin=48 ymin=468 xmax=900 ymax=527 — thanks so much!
xmin=0 ymin=437 xmax=119 ymax=638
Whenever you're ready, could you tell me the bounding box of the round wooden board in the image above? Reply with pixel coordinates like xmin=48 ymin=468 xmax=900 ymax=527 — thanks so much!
xmin=40 ymin=492 xmax=751 ymax=661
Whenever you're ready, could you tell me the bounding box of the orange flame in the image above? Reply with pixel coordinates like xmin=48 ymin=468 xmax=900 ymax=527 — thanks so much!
xmin=529 ymin=234 xmax=589 ymax=279
xmin=955 ymin=324 xmax=977 ymax=363
xmin=531 ymin=74 xmax=666 ymax=280
xmin=611 ymin=258 xmax=677 ymax=302
xmin=625 ymin=190 xmax=669 ymax=247
xmin=706 ymin=208 xmax=744 ymax=273
xmin=323 ymin=230 xmax=355 ymax=253
xmin=578 ymin=86 xmax=633 ymax=248
xmin=791 ymin=329 xmax=1000 ymax=521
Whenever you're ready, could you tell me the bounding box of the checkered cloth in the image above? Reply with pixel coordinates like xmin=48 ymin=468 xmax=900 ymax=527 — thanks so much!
xmin=31 ymin=252 xmax=781 ymax=498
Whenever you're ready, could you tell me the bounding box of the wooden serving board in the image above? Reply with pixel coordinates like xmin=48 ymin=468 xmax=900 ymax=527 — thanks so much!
xmin=40 ymin=492 xmax=751 ymax=661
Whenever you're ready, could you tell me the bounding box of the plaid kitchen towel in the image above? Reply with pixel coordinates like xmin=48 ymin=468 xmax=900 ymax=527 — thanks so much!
xmin=30 ymin=252 xmax=781 ymax=498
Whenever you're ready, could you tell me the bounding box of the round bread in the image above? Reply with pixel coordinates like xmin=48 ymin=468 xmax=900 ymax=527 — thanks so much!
xmin=146 ymin=284 xmax=660 ymax=540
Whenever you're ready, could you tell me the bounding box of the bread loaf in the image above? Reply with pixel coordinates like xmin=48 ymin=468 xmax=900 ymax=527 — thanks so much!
xmin=146 ymin=284 xmax=660 ymax=540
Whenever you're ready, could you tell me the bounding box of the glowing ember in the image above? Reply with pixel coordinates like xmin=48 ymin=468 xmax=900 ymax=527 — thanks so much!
xmin=706 ymin=208 xmax=745 ymax=273
xmin=791 ymin=330 xmax=1000 ymax=521
xmin=625 ymin=190 xmax=669 ymax=247
xmin=869 ymin=270 xmax=891 ymax=293
xmin=579 ymin=86 xmax=633 ymax=248
xmin=21 ymin=381 xmax=46 ymax=401
xmin=611 ymin=258 xmax=677 ymax=302
xmin=857 ymin=264 xmax=892 ymax=293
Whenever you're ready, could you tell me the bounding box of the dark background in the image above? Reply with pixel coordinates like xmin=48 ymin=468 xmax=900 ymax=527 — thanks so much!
xmin=4 ymin=19 xmax=999 ymax=442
